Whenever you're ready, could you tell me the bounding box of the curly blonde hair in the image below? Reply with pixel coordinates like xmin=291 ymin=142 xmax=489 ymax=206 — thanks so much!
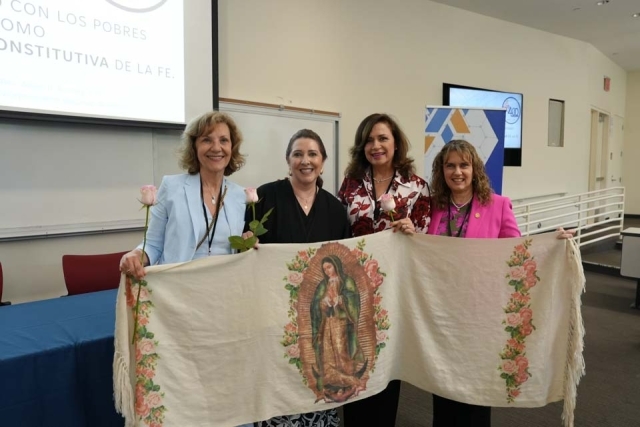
xmin=178 ymin=111 xmax=246 ymax=175
xmin=430 ymin=139 xmax=493 ymax=209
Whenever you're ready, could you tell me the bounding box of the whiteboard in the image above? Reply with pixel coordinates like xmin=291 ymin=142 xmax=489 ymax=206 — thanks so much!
xmin=0 ymin=102 xmax=340 ymax=240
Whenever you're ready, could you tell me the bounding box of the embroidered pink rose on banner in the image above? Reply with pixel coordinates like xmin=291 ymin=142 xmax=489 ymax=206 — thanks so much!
xmin=286 ymin=344 xmax=300 ymax=358
xmin=510 ymin=267 xmax=526 ymax=280
xmin=499 ymin=239 xmax=538 ymax=403
xmin=364 ymin=259 xmax=379 ymax=278
xmin=288 ymin=272 xmax=304 ymax=286
xmin=502 ymin=360 xmax=518 ymax=374
xmin=139 ymin=339 xmax=155 ymax=355
xmin=376 ymin=330 xmax=388 ymax=344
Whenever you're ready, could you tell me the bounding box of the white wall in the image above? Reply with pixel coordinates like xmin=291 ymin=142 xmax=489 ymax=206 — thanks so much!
xmin=623 ymin=72 xmax=640 ymax=214
xmin=219 ymin=0 xmax=627 ymax=200
xmin=2 ymin=0 xmax=631 ymax=303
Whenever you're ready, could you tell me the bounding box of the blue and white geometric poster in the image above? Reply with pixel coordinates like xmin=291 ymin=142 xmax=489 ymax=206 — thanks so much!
xmin=424 ymin=107 xmax=506 ymax=194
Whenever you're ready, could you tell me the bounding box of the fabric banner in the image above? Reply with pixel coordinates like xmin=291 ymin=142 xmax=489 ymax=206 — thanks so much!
xmin=114 ymin=231 xmax=585 ymax=427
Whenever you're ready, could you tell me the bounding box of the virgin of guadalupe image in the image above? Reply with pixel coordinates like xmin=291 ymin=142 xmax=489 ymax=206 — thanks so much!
xmin=310 ymin=255 xmax=368 ymax=402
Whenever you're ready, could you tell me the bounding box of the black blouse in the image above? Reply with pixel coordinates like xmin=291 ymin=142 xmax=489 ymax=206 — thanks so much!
xmin=245 ymin=179 xmax=351 ymax=244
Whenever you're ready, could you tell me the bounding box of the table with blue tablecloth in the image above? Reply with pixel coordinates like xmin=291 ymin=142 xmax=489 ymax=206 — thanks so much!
xmin=0 ymin=289 xmax=124 ymax=427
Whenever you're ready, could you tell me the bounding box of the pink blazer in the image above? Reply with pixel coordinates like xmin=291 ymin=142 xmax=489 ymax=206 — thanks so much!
xmin=427 ymin=194 xmax=521 ymax=239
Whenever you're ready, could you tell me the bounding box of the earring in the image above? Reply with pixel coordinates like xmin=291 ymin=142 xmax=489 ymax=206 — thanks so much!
xmin=320 ymin=169 xmax=324 ymax=175
xmin=289 ymin=169 xmax=292 ymax=176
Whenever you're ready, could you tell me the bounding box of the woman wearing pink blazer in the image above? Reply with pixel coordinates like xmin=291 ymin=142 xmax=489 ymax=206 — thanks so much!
xmin=427 ymin=139 xmax=572 ymax=427
xmin=428 ymin=139 xmax=519 ymax=426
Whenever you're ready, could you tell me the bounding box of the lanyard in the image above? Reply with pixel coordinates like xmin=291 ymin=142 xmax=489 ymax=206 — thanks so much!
xmin=447 ymin=197 xmax=473 ymax=238
xmin=199 ymin=178 xmax=224 ymax=255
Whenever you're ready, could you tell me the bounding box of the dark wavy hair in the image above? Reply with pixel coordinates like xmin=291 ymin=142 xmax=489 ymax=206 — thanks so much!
xmin=344 ymin=113 xmax=415 ymax=180
xmin=286 ymin=129 xmax=328 ymax=188
xmin=430 ymin=139 xmax=493 ymax=209
xmin=178 ymin=111 xmax=246 ymax=176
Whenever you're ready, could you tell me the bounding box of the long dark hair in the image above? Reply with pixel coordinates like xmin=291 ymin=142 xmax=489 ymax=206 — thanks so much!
xmin=430 ymin=139 xmax=493 ymax=209
xmin=286 ymin=129 xmax=328 ymax=188
xmin=320 ymin=256 xmax=345 ymax=283
xmin=344 ymin=113 xmax=415 ymax=180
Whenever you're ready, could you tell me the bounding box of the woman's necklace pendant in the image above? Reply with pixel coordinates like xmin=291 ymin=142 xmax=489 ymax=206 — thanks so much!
xmin=211 ymin=196 xmax=216 ymax=205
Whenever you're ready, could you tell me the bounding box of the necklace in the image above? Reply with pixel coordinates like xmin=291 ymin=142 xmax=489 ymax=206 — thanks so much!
xmin=373 ymin=175 xmax=394 ymax=183
xmin=450 ymin=196 xmax=472 ymax=210
xmin=293 ymin=187 xmax=317 ymax=211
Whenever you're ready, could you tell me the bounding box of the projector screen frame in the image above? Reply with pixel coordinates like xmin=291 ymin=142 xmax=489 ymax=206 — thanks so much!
xmin=442 ymin=82 xmax=522 ymax=167
xmin=0 ymin=0 xmax=220 ymax=131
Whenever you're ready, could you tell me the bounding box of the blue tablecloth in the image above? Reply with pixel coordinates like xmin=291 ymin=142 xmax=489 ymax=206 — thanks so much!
xmin=0 ymin=289 xmax=124 ymax=427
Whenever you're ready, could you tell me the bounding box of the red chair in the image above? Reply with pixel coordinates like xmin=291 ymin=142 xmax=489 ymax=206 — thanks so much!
xmin=62 ymin=251 xmax=129 ymax=296
xmin=0 ymin=262 xmax=10 ymax=305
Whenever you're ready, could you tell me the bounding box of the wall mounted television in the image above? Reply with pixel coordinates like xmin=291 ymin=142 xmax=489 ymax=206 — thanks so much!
xmin=443 ymin=83 xmax=523 ymax=167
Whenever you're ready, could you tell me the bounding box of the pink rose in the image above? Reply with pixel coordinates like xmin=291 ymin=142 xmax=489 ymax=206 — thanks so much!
xmin=523 ymin=260 xmax=537 ymax=275
xmin=146 ymin=392 xmax=162 ymax=407
xmin=502 ymin=360 xmax=518 ymax=374
xmin=514 ymin=244 xmax=526 ymax=255
xmin=510 ymin=267 xmax=526 ymax=280
xmin=135 ymin=286 xmax=150 ymax=302
xmin=364 ymin=259 xmax=379 ymax=278
xmin=140 ymin=185 xmax=157 ymax=206
xmin=286 ymin=343 xmax=300 ymax=358
xmin=139 ymin=316 xmax=149 ymax=326
xmin=506 ymin=313 xmax=522 ymax=327
xmin=507 ymin=338 xmax=525 ymax=352
xmin=297 ymin=250 xmax=309 ymax=261
xmin=380 ymin=194 xmax=396 ymax=212
xmin=515 ymin=355 xmax=529 ymax=370
xmin=138 ymin=339 xmax=155 ymax=355
xmin=135 ymin=348 xmax=143 ymax=362
xmin=370 ymin=273 xmax=384 ymax=289
xmin=288 ymin=272 xmax=303 ymax=285
xmin=524 ymin=275 xmax=537 ymax=289
xmin=521 ymin=323 xmax=534 ymax=337
xmin=516 ymin=371 xmax=529 ymax=385
xmin=376 ymin=330 xmax=387 ymax=344
xmin=284 ymin=322 xmax=296 ymax=332
xmin=509 ymin=388 xmax=521 ymax=398
xmin=244 ymin=187 xmax=259 ymax=204
xmin=135 ymin=399 xmax=150 ymax=417
xmin=373 ymin=293 xmax=382 ymax=306
xmin=511 ymin=292 xmax=530 ymax=304
xmin=519 ymin=308 xmax=533 ymax=322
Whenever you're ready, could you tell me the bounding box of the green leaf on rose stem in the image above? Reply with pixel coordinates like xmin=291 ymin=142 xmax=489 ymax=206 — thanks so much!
xmin=249 ymin=220 xmax=260 ymax=230
xmin=228 ymin=236 xmax=247 ymax=250
xmin=253 ymin=224 xmax=268 ymax=237
xmin=260 ymin=207 xmax=274 ymax=223
xmin=244 ymin=236 xmax=258 ymax=248
xmin=285 ymin=284 xmax=294 ymax=291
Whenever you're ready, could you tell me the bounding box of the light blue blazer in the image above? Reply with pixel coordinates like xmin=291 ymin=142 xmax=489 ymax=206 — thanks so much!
xmin=137 ymin=173 xmax=246 ymax=265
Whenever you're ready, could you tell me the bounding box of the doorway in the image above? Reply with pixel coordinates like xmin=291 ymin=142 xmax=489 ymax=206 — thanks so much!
xmin=588 ymin=109 xmax=610 ymax=223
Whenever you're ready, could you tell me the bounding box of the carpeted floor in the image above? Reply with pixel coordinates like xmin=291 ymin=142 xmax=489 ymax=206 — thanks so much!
xmin=338 ymin=271 xmax=640 ymax=426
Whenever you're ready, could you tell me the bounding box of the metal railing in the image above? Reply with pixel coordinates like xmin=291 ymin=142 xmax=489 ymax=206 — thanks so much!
xmin=512 ymin=187 xmax=625 ymax=247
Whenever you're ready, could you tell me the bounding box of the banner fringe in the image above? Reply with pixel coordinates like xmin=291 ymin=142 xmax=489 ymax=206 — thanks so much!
xmin=561 ymin=239 xmax=586 ymax=427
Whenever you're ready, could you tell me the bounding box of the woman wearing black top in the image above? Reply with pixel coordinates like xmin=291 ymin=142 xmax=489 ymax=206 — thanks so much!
xmin=248 ymin=129 xmax=351 ymax=427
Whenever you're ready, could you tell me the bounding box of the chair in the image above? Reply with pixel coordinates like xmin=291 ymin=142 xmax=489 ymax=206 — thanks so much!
xmin=0 ymin=262 xmax=10 ymax=305
xmin=62 ymin=251 xmax=129 ymax=296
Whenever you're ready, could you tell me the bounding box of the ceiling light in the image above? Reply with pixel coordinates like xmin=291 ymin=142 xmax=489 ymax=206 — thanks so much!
xmin=633 ymin=13 xmax=640 ymax=18
xmin=596 ymin=0 xmax=609 ymax=5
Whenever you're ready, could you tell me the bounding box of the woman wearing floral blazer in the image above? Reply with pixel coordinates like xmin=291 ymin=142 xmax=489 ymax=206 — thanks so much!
xmin=338 ymin=113 xmax=431 ymax=427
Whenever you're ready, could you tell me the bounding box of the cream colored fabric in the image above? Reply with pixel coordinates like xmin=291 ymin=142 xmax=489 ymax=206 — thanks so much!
xmin=114 ymin=231 xmax=585 ymax=427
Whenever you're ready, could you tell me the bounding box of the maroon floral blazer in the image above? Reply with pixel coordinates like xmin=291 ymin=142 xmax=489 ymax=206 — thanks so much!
xmin=338 ymin=172 xmax=432 ymax=237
